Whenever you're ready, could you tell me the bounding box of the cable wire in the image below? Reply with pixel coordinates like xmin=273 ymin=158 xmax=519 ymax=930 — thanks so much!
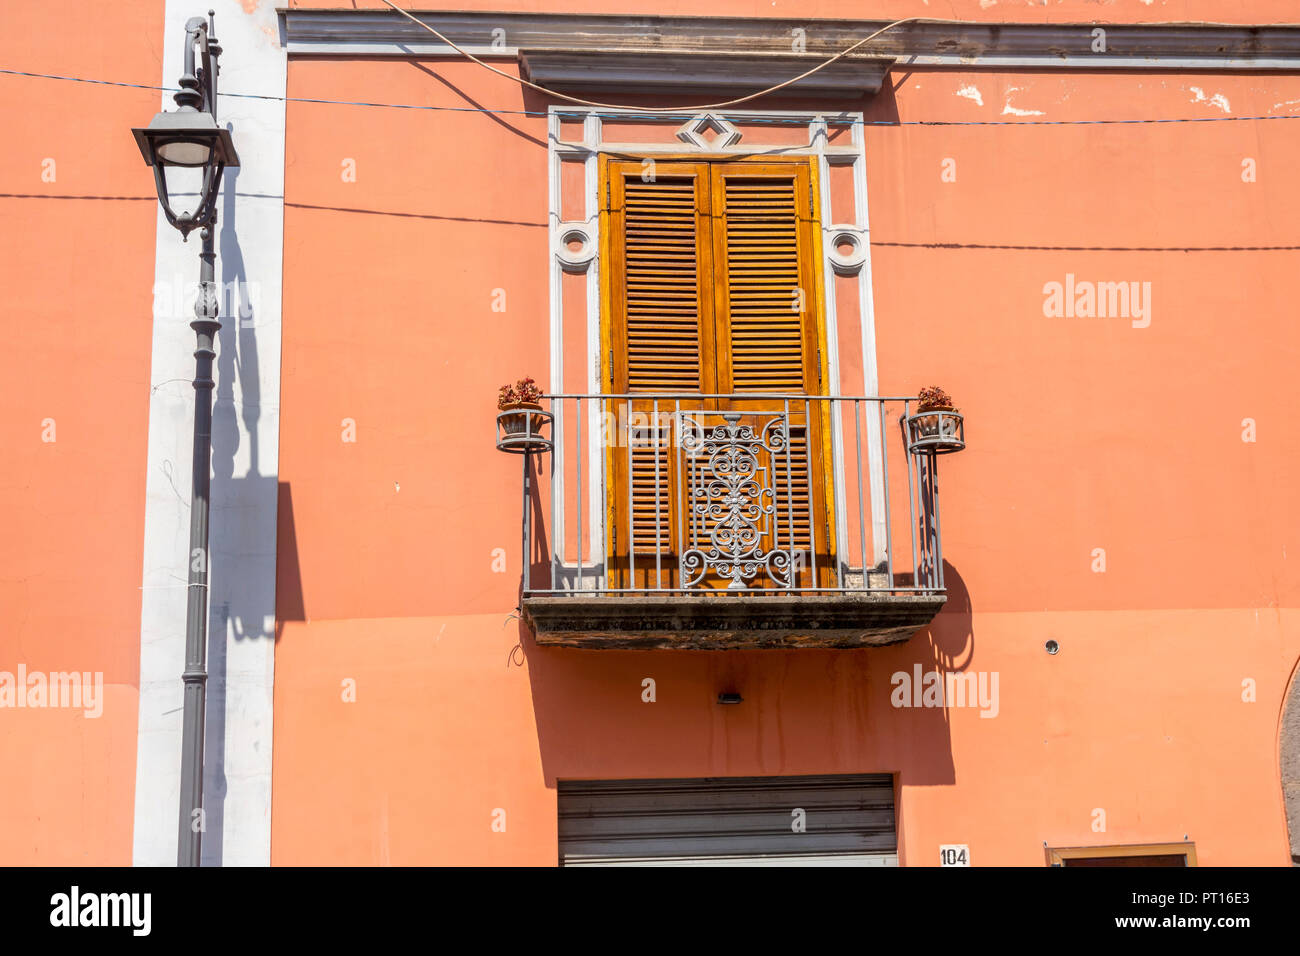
xmin=4 ymin=66 xmax=1299 ymax=127
xmin=375 ymin=0 xmax=922 ymax=113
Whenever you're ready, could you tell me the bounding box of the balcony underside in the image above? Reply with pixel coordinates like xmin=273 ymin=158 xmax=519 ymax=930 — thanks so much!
xmin=523 ymin=593 xmax=946 ymax=650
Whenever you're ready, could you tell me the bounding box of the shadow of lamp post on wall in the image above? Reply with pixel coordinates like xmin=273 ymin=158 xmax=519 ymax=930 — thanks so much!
xmin=131 ymin=9 xmax=239 ymax=868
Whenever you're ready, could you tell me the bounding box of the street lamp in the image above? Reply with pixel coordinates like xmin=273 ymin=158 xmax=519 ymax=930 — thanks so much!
xmin=133 ymin=9 xmax=238 ymax=868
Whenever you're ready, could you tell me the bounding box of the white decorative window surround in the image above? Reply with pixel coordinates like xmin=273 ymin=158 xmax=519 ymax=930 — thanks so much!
xmin=546 ymin=107 xmax=885 ymax=584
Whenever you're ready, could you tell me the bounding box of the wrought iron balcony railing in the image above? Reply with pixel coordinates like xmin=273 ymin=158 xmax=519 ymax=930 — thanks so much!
xmin=501 ymin=393 xmax=962 ymax=648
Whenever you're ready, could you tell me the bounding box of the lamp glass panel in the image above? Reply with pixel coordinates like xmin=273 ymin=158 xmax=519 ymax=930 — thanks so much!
xmin=161 ymin=165 xmax=206 ymax=219
xmin=156 ymin=138 xmax=213 ymax=167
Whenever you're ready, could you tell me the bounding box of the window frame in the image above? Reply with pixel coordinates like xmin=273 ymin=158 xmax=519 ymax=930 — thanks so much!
xmin=543 ymin=108 xmax=882 ymax=594
xmin=1045 ymin=842 xmax=1198 ymax=866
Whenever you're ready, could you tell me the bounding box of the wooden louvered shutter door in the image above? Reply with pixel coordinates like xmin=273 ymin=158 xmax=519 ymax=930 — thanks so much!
xmin=604 ymin=161 xmax=716 ymax=589
xmin=603 ymin=157 xmax=832 ymax=592
xmin=708 ymin=163 xmax=832 ymax=588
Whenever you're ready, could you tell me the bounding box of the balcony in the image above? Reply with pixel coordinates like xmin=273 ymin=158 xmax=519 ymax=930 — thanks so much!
xmin=500 ymin=394 xmax=962 ymax=650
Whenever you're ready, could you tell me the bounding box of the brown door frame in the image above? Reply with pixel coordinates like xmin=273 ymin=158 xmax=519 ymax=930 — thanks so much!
xmin=599 ymin=153 xmax=835 ymax=592
xmin=1045 ymin=842 xmax=1198 ymax=866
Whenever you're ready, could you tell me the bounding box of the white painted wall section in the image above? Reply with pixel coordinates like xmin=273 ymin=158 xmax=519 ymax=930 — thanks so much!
xmin=133 ymin=0 xmax=285 ymax=867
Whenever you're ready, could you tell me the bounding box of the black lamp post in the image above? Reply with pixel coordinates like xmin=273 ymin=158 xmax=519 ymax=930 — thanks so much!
xmin=132 ymin=9 xmax=239 ymax=868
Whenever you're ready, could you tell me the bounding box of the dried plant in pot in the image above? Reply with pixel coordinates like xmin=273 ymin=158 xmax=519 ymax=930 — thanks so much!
xmin=905 ymin=385 xmax=965 ymax=453
xmin=496 ymin=377 xmax=551 ymax=451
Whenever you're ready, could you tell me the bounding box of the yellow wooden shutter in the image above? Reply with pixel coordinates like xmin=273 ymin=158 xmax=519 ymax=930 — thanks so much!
xmin=605 ymin=162 xmax=714 ymax=584
xmin=709 ymin=163 xmax=819 ymax=395
xmin=709 ymin=163 xmax=827 ymax=585
xmin=602 ymin=157 xmax=830 ymax=590
xmin=608 ymin=162 xmax=715 ymax=395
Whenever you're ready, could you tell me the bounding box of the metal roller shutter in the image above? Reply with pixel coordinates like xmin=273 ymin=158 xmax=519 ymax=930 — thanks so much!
xmin=558 ymin=773 xmax=897 ymax=866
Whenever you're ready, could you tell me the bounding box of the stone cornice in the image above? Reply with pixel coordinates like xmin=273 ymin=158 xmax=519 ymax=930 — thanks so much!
xmin=282 ymin=10 xmax=1300 ymax=71
xmin=518 ymin=49 xmax=893 ymax=99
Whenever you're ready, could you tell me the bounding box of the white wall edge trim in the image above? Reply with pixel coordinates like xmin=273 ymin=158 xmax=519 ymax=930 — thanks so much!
xmin=133 ymin=0 xmax=286 ymax=867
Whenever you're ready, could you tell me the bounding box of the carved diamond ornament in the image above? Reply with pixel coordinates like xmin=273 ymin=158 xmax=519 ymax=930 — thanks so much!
xmin=675 ymin=113 xmax=743 ymax=150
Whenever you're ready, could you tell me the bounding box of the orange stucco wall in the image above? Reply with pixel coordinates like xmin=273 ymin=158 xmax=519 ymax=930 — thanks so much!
xmin=2 ymin=0 xmax=1298 ymax=867
xmin=272 ymin=35 xmax=1300 ymax=865
xmin=0 ymin=1 xmax=163 ymax=863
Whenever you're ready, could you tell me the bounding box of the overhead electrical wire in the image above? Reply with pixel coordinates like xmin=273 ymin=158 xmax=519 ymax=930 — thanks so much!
xmin=374 ymin=0 xmax=923 ymax=113
xmin=3 ymin=66 xmax=1298 ymax=128
xmin=3 ymin=6 xmax=1298 ymax=127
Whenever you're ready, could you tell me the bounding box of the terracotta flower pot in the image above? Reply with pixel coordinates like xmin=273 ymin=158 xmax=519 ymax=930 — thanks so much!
xmin=905 ymin=404 xmax=964 ymax=454
xmin=912 ymin=404 xmax=958 ymax=437
xmin=498 ymin=401 xmax=546 ymax=437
